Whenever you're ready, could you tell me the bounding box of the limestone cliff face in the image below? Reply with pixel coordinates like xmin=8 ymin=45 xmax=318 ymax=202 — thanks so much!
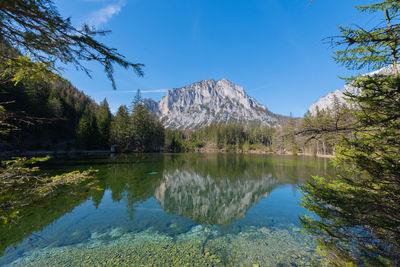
xmin=144 ymin=78 xmax=287 ymax=129
xmin=308 ymin=65 xmax=396 ymax=115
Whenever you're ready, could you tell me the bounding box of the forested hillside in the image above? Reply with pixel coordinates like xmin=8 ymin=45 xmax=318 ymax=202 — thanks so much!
xmin=1 ymin=80 xmax=166 ymax=153
xmin=1 ymin=72 xmax=351 ymax=156
xmin=0 ymin=77 xmax=98 ymax=151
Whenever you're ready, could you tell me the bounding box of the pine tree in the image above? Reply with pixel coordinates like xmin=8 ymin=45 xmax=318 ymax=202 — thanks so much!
xmin=96 ymin=99 xmax=112 ymax=149
xmin=47 ymin=95 xmax=63 ymax=118
xmin=131 ymin=90 xmax=150 ymax=152
xmin=148 ymin=111 xmax=165 ymax=151
xmin=110 ymin=105 xmax=131 ymax=152
xmin=76 ymin=112 xmax=99 ymax=149
xmin=300 ymin=1 xmax=400 ymax=265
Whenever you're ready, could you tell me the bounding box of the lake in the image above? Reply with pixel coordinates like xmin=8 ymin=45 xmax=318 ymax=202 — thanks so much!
xmin=0 ymin=153 xmax=333 ymax=266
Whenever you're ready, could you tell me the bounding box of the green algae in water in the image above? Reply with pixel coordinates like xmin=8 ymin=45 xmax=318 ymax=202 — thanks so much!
xmin=5 ymin=225 xmax=316 ymax=266
xmin=0 ymin=154 xmax=333 ymax=266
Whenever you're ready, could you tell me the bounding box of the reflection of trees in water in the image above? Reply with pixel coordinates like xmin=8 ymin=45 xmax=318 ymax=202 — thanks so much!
xmin=153 ymin=154 xmax=334 ymax=225
xmin=0 ymin=154 xmax=333 ymax=256
xmin=0 ymin=154 xmax=162 ymax=257
xmin=162 ymin=153 xmax=331 ymax=182
xmin=0 ymin=187 xmax=91 ymax=257
xmin=100 ymin=154 xmax=165 ymax=219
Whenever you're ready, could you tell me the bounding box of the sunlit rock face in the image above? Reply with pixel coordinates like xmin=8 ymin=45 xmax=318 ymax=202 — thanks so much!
xmin=144 ymin=78 xmax=287 ymax=129
xmin=308 ymin=65 xmax=397 ymax=115
xmin=154 ymin=169 xmax=276 ymax=225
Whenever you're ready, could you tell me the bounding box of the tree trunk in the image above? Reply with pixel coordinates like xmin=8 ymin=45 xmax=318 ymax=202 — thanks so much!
xmin=387 ymin=10 xmax=399 ymax=78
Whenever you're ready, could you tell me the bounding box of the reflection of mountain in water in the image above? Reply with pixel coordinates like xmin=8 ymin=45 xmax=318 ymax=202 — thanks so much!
xmin=155 ymin=169 xmax=277 ymax=225
xmin=0 ymin=153 xmax=333 ymax=257
xmin=153 ymin=154 xmax=333 ymax=226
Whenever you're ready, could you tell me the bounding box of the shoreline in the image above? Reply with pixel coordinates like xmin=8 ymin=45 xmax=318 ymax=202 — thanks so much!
xmin=1 ymin=149 xmax=335 ymax=159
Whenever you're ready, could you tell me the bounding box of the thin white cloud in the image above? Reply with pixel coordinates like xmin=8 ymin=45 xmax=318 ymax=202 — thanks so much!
xmin=119 ymin=89 xmax=168 ymax=93
xmin=87 ymin=0 xmax=125 ymax=28
xmin=99 ymin=89 xmax=168 ymax=94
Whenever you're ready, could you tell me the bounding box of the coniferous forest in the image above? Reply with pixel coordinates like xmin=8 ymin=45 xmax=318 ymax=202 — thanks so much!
xmin=1 ymin=0 xmax=400 ymax=266
xmin=1 ymin=76 xmax=351 ymax=155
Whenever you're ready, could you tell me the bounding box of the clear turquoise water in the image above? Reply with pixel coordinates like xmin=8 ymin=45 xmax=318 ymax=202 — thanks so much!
xmin=0 ymin=153 xmax=333 ymax=266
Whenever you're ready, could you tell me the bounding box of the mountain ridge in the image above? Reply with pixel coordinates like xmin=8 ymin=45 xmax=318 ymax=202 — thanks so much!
xmin=143 ymin=78 xmax=288 ymax=129
xmin=308 ymin=65 xmax=397 ymax=114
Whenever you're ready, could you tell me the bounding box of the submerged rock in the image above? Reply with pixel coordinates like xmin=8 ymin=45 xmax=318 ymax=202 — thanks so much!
xmin=109 ymin=227 xmax=124 ymax=238
xmin=5 ymin=226 xmax=316 ymax=266
xmin=257 ymin=227 xmax=271 ymax=235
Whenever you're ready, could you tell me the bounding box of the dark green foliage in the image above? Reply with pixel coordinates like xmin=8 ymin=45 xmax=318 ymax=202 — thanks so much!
xmin=76 ymin=112 xmax=99 ymax=149
xmin=300 ymin=76 xmax=400 ymax=266
xmin=300 ymin=1 xmax=400 ymax=265
xmin=130 ymin=91 xmax=165 ymax=152
xmin=0 ymin=156 xmax=96 ymax=230
xmin=0 ymin=0 xmax=144 ymax=151
xmin=110 ymin=91 xmax=165 ymax=152
xmin=164 ymin=123 xmax=275 ymax=152
xmin=298 ymin=98 xmax=356 ymax=156
xmin=164 ymin=129 xmax=186 ymax=152
xmin=0 ymin=67 xmax=116 ymax=151
xmin=0 ymin=105 xmax=17 ymax=136
xmin=110 ymin=105 xmax=131 ymax=152
xmin=282 ymin=116 xmax=298 ymax=155
xmin=0 ymin=0 xmax=142 ymax=253
xmin=0 ymin=184 xmax=91 ymax=256
xmin=0 ymin=77 xmax=99 ymax=151
xmin=332 ymin=3 xmax=400 ymax=74
xmin=47 ymin=94 xmax=63 ymax=118
xmin=96 ymin=99 xmax=112 ymax=149
xmin=131 ymin=90 xmax=150 ymax=151
xmin=0 ymin=0 xmax=143 ymax=88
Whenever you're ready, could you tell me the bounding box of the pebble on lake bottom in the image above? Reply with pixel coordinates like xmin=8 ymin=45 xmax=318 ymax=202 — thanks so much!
xmin=6 ymin=226 xmax=316 ymax=267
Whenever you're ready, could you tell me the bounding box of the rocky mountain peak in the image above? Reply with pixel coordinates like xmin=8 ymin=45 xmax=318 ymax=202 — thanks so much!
xmin=308 ymin=65 xmax=398 ymax=115
xmin=217 ymin=78 xmax=236 ymax=88
xmin=145 ymin=78 xmax=287 ymax=129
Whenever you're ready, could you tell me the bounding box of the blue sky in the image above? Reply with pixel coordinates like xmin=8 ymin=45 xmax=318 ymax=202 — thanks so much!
xmin=54 ymin=0 xmax=373 ymax=116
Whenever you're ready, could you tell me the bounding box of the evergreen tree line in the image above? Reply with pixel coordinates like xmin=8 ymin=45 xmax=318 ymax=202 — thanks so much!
xmin=105 ymin=91 xmax=165 ymax=152
xmin=164 ymin=123 xmax=275 ymax=152
xmin=0 ymin=79 xmax=165 ymax=153
xmin=0 ymin=77 xmax=97 ymax=151
xmin=1 ymin=71 xmax=352 ymax=156
xmin=79 ymin=98 xmax=359 ymax=156
xmin=165 ymin=99 xmax=355 ymax=156
xmin=281 ymin=96 xmax=356 ymax=156
xmin=104 ymin=99 xmax=355 ymax=155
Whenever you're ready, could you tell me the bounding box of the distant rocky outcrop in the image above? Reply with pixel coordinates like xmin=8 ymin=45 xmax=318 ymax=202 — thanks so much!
xmin=308 ymin=65 xmax=397 ymax=115
xmin=144 ymin=78 xmax=287 ymax=129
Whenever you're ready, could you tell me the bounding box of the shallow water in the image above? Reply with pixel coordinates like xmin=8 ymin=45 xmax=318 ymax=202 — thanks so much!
xmin=0 ymin=153 xmax=333 ymax=266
